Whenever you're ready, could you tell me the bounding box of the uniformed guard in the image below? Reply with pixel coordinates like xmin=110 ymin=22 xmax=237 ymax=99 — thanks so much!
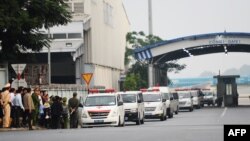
xmin=1 ymin=83 xmax=11 ymax=128
xmin=68 ymin=93 xmax=79 ymax=128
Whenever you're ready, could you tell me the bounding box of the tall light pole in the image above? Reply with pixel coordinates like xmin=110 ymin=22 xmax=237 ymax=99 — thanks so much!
xmin=48 ymin=28 xmax=51 ymax=85
xmin=148 ymin=0 xmax=153 ymax=35
xmin=148 ymin=0 xmax=154 ymax=87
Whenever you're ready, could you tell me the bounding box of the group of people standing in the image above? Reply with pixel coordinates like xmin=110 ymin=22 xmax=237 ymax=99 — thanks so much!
xmin=0 ymin=83 xmax=80 ymax=130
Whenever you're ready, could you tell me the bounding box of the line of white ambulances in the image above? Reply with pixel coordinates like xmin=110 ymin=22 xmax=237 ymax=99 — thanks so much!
xmin=80 ymin=87 xmax=211 ymax=127
xmin=81 ymin=86 xmax=182 ymax=127
xmin=175 ymin=88 xmax=208 ymax=111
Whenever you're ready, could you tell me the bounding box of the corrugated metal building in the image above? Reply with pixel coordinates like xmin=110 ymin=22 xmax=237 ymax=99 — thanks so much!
xmin=37 ymin=0 xmax=130 ymax=90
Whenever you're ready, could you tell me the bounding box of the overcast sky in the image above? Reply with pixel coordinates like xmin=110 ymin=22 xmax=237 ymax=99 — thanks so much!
xmin=123 ymin=0 xmax=250 ymax=78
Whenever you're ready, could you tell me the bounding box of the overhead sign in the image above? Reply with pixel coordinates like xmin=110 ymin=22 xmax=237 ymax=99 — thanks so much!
xmin=208 ymin=39 xmax=241 ymax=45
xmin=11 ymin=64 xmax=26 ymax=74
xmin=82 ymin=73 xmax=93 ymax=85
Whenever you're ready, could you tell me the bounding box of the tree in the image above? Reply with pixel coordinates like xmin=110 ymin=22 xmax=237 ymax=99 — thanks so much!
xmin=123 ymin=73 xmax=138 ymax=91
xmin=0 ymin=0 xmax=71 ymax=60
xmin=124 ymin=31 xmax=186 ymax=90
xmin=157 ymin=60 xmax=186 ymax=85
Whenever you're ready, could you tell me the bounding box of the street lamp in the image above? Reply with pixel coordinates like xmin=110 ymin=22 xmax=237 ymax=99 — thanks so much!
xmin=48 ymin=28 xmax=51 ymax=85
xmin=148 ymin=0 xmax=154 ymax=87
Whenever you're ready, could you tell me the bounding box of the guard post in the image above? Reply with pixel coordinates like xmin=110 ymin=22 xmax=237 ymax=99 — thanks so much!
xmin=214 ymin=75 xmax=240 ymax=107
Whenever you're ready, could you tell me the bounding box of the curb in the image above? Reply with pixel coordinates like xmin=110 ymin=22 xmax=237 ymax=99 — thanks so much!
xmin=0 ymin=127 xmax=45 ymax=132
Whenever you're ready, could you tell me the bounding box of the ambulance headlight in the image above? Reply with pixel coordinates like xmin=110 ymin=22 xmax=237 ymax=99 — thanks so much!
xmin=82 ymin=112 xmax=88 ymax=118
xmin=186 ymin=100 xmax=191 ymax=105
xmin=155 ymin=105 xmax=162 ymax=111
xmin=130 ymin=108 xmax=138 ymax=113
xmin=111 ymin=110 xmax=118 ymax=117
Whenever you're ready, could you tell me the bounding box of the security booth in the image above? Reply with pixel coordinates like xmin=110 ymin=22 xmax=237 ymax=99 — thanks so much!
xmin=214 ymin=75 xmax=240 ymax=107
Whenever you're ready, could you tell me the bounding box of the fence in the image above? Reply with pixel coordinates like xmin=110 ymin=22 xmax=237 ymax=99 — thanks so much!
xmin=34 ymin=84 xmax=88 ymax=103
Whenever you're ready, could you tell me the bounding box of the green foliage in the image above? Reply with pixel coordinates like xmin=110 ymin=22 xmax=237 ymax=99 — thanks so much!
xmin=124 ymin=31 xmax=186 ymax=89
xmin=123 ymin=73 xmax=147 ymax=91
xmin=123 ymin=73 xmax=138 ymax=91
xmin=157 ymin=60 xmax=186 ymax=73
xmin=124 ymin=47 xmax=133 ymax=65
xmin=126 ymin=31 xmax=162 ymax=48
xmin=124 ymin=31 xmax=163 ymax=89
xmin=0 ymin=0 xmax=71 ymax=60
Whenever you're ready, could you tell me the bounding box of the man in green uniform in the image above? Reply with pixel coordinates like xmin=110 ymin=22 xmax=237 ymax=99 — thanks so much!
xmin=32 ymin=87 xmax=40 ymax=126
xmin=68 ymin=93 xmax=79 ymax=128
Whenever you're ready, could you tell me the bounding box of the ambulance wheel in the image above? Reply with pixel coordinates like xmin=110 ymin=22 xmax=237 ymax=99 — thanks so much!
xmin=121 ymin=116 xmax=125 ymax=127
xmin=117 ymin=117 xmax=121 ymax=127
xmin=141 ymin=117 xmax=144 ymax=124
xmin=175 ymin=108 xmax=179 ymax=115
xmin=136 ymin=115 xmax=141 ymax=125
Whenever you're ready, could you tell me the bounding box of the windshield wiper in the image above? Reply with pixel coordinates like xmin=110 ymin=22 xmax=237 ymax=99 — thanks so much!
xmin=95 ymin=104 xmax=106 ymax=106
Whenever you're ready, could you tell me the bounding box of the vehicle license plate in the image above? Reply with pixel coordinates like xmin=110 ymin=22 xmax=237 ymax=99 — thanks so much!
xmin=94 ymin=120 xmax=104 ymax=123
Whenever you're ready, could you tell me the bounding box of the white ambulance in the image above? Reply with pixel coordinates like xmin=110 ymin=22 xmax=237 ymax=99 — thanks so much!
xmin=142 ymin=88 xmax=167 ymax=121
xmin=176 ymin=89 xmax=194 ymax=112
xmin=190 ymin=90 xmax=202 ymax=109
xmin=202 ymin=89 xmax=216 ymax=106
xmin=118 ymin=91 xmax=145 ymax=125
xmin=81 ymin=89 xmax=125 ymax=127
xmin=149 ymin=87 xmax=175 ymax=118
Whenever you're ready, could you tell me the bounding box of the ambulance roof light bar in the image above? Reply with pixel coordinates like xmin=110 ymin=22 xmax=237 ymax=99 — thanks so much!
xmin=140 ymin=88 xmax=160 ymax=92
xmin=89 ymin=89 xmax=115 ymax=94
xmin=140 ymin=88 xmax=148 ymax=92
xmin=175 ymin=88 xmax=202 ymax=91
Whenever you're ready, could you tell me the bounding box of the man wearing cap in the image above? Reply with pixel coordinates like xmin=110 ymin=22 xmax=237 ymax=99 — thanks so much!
xmin=68 ymin=92 xmax=79 ymax=128
xmin=1 ymin=83 xmax=11 ymax=128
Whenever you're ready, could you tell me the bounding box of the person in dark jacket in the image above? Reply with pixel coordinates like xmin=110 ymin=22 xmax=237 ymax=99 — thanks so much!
xmin=50 ymin=96 xmax=63 ymax=129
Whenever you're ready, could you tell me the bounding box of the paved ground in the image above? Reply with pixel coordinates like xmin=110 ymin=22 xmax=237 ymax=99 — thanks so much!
xmin=1 ymin=106 xmax=250 ymax=141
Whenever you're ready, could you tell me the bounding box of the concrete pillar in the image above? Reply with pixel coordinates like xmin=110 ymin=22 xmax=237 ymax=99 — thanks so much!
xmin=148 ymin=63 xmax=154 ymax=87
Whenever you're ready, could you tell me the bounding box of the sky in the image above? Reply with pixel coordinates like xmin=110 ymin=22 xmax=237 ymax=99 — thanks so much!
xmin=122 ymin=0 xmax=250 ymax=78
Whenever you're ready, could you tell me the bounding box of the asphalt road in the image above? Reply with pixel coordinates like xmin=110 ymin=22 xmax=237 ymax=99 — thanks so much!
xmin=1 ymin=106 xmax=250 ymax=141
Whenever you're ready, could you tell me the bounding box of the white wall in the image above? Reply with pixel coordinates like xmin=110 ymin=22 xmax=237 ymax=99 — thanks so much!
xmin=91 ymin=65 xmax=121 ymax=89
xmin=85 ymin=0 xmax=130 ymax=70
xmin=83 ymin=0 xmax=130 ymax=90
xmin=62 ymin=0 xmax=130 ymax=89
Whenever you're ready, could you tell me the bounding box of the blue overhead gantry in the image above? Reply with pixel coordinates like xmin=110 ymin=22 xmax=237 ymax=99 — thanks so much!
xmin=134 ymin=32 xmax=250 ymax=86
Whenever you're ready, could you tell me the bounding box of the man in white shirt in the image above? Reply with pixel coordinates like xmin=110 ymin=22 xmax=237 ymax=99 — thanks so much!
xmin=13 ymin=87 xmax=25 ymax=128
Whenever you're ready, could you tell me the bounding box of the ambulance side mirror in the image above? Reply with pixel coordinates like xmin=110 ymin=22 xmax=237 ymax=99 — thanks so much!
xmin=137 ymin=99 xmax=142 ymax=103
xmin=118 ymin=101 xmax=123 ymax=106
